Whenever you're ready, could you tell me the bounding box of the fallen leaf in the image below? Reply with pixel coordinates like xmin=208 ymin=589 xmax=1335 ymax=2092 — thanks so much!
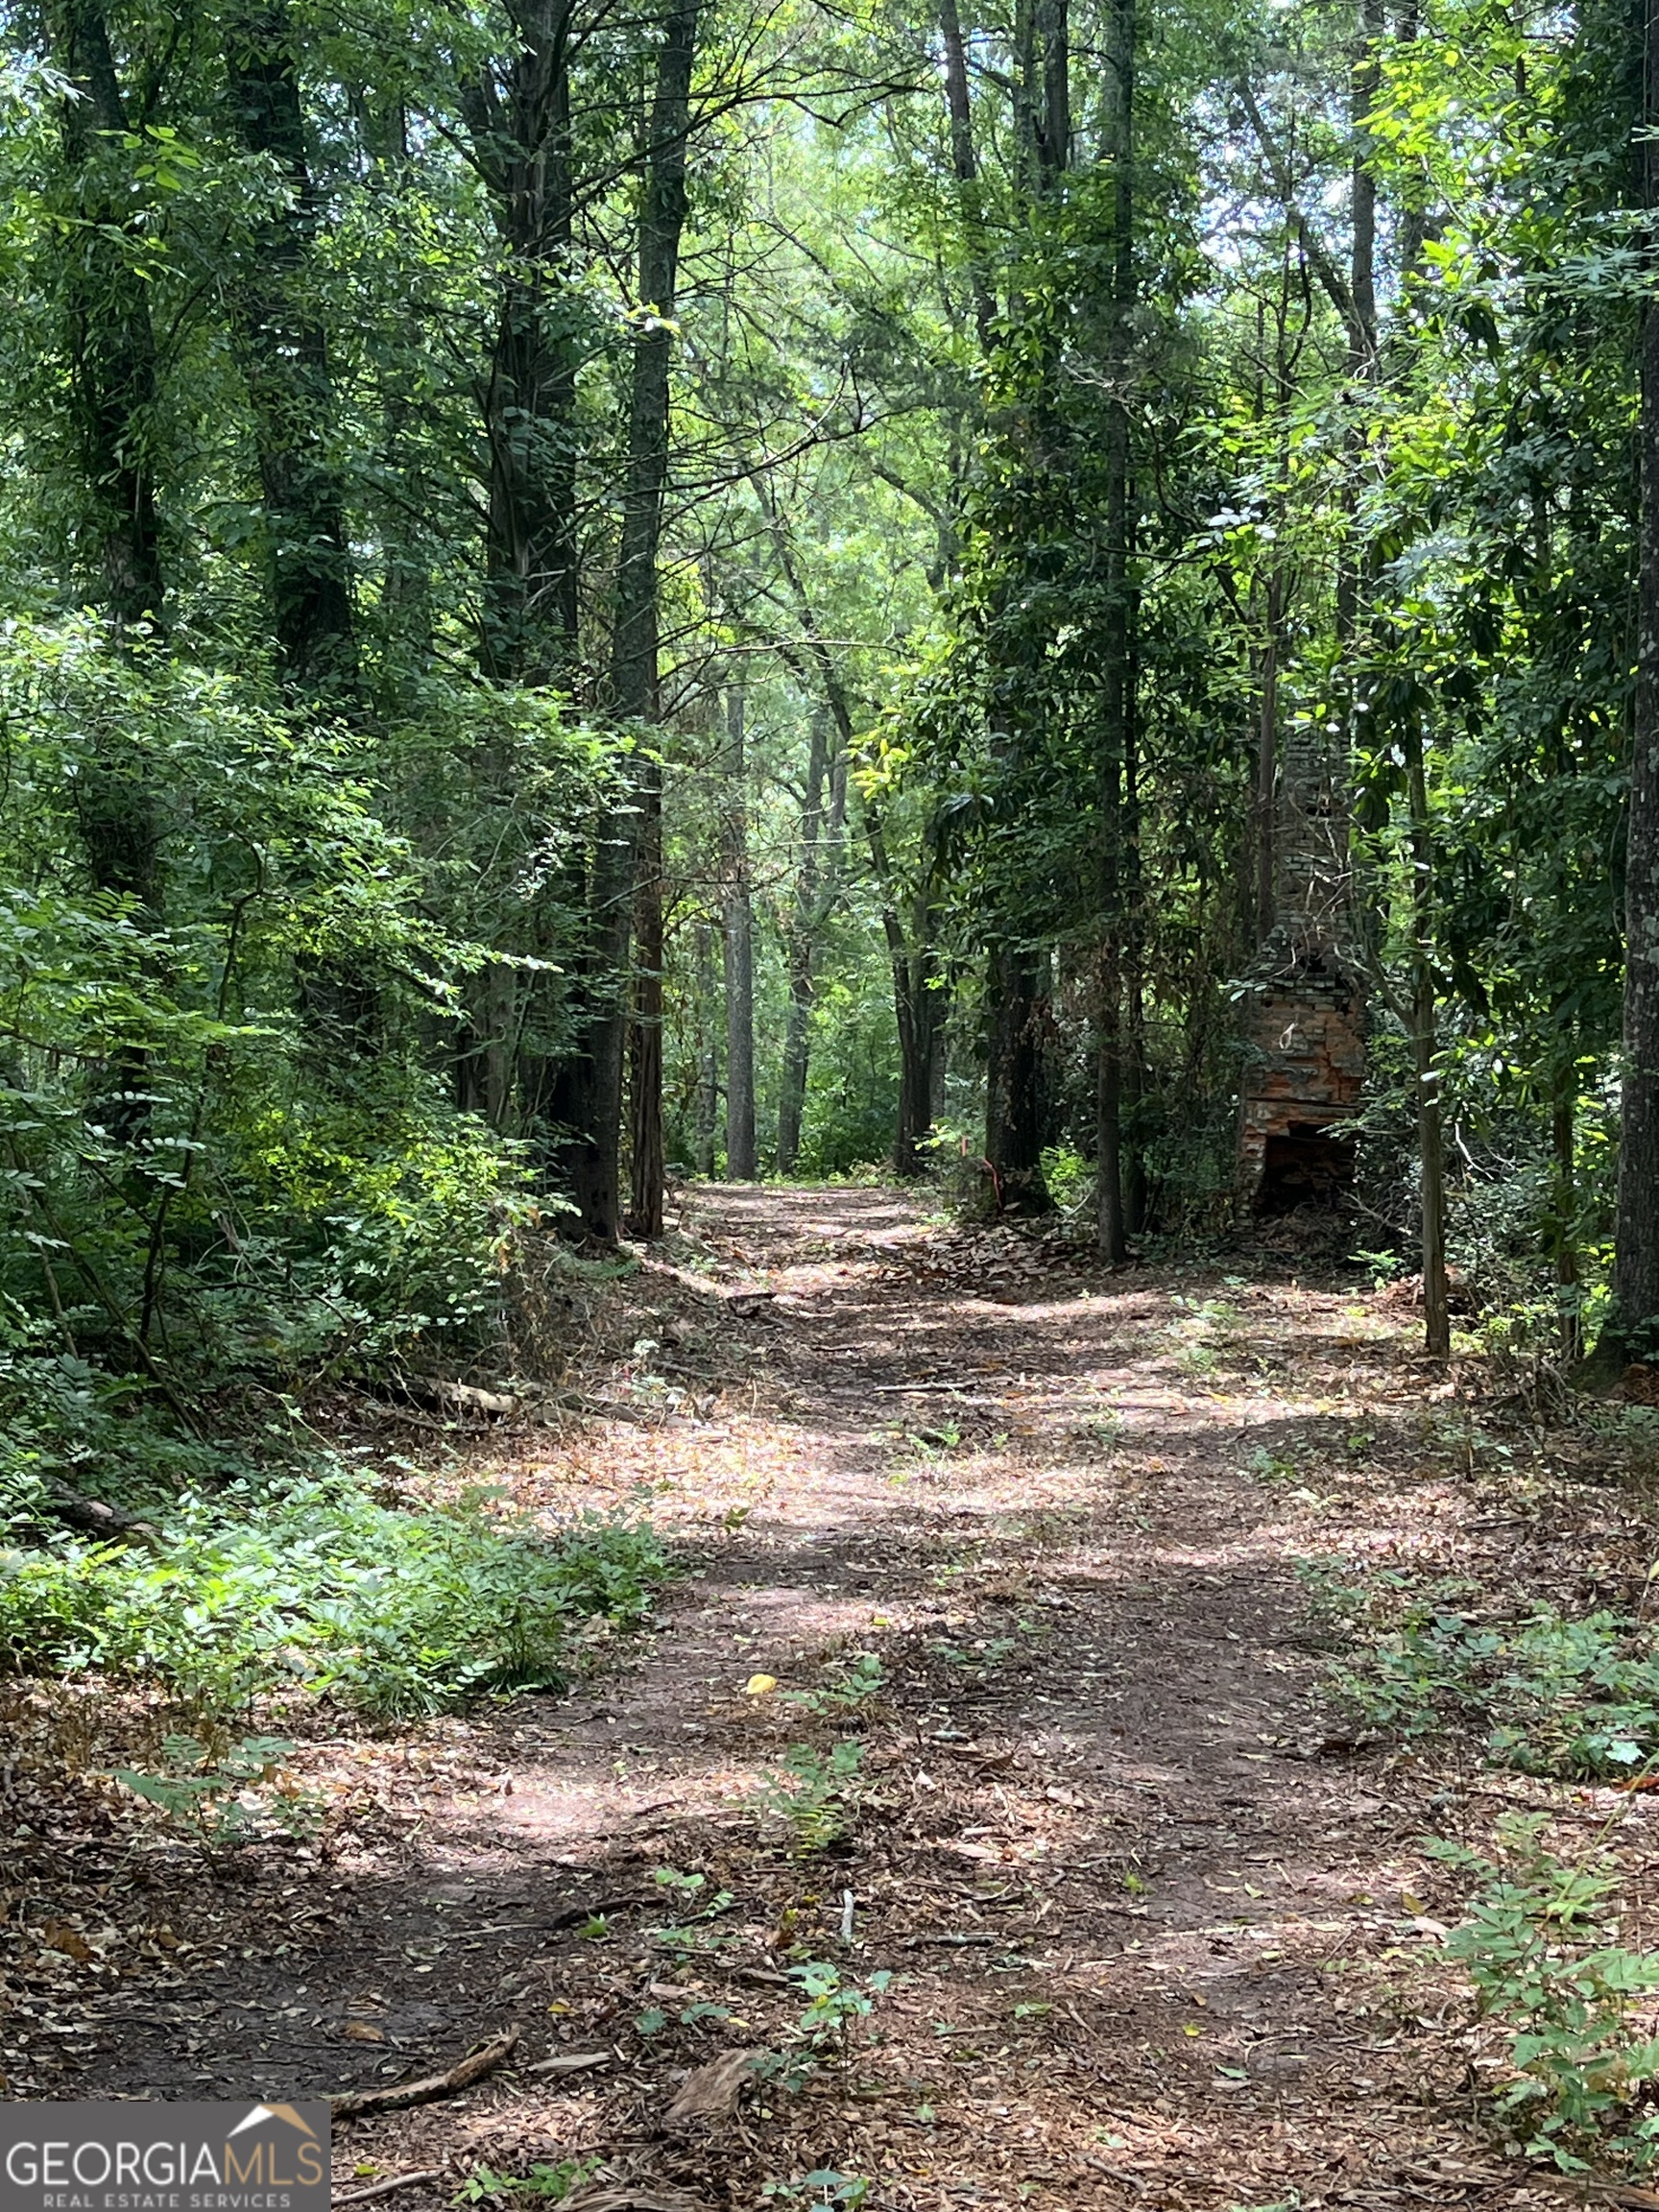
xmin=41 ymin=1924 xmax=93 ymax=1964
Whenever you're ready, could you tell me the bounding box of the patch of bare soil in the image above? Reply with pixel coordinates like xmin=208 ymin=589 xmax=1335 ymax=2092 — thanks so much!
xmin=0 ymin=1187 xmax=1624 ymax=2209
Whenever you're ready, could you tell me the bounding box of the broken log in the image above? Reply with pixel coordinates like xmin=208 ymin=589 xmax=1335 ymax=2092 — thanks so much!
xmin=39 ymin=1483 xmax=158 ymax=1546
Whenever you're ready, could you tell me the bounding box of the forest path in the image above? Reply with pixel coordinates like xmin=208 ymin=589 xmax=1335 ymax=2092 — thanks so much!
xmin=41 ymin=1188 xmax=1519 ymax=2209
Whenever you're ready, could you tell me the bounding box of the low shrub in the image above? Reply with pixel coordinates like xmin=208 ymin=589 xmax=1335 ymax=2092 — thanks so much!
xmin=0 ymin=1475 xmax=670 ymax=1717
xmin=1309 ymin=1565 xmax=1659 ymax=1779
xmin=1432 ymin=1815 xmax=1659 ymax=2173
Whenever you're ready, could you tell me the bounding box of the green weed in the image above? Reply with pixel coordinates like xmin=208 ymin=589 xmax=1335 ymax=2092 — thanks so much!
xmin=111 ymin=1732 xmax=319 ymax=1853
xmin=0 ymin=1479 xmax=670 ymax=1717
xmin=763 ymin=1741 xmax=863 ymax=1853
xmin=454 ymin=2159 xmax=601 ymax=2203
xmin=784 ymin=1651 xmax=885 ymax=1718
xmin=759 ymin=2174 xmax=869 ymax=2208
xmin=1312 ymin=1564 xmax=1659 ymax=1778
xmin=1431 ymin=1815 xmax=1659 ymax=2172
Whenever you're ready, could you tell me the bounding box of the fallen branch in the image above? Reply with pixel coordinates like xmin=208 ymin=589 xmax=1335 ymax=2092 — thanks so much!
xmin=333 ymin=2170 xmax=444 ymax=2205
xmin=563 ymin=2189 xmax=695 ymax=2212
xmin=369 ymin=1376 xmax=518 ymax=1421
xmin=527 ymin=2051 xmax=611 ymax=2077
xmin=332 ymin=2029 xmax=519 ymax=2120
xmin=39 ymin=1482 xmax=158 ymax=1546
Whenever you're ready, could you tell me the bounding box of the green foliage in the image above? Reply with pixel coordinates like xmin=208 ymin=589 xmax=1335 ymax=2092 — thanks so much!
xmin=0 ymin=627 xmax=546 ymax=1385
xmin=0 ymin=1481 xmax=670 ymax=1717
xmin=762 ymin=1741 xmax=864 ymax=1853
xmin=111 ymin=1732 xmax=318 ymax=1852
xmin=647 ymin=1864 xmax=737 ymax=1954
xmin=1038 ymin=1143 xmax=1093 ymax=1216
xmin=786 ymin=1959 xmax=894 ymax=2061
xmin=783 ymin=1651 xmax=885 ymax=1717
xmin=760 ymin=2172 xmax=870 ymax=2208
xmin=454 ymin=2160 xmax=602 ymax=2204
xmin=1314 ymin=1565 xmax=1659 ymax=1779
xmin=1431 ymin=1817 xmax=1659 ymax=2172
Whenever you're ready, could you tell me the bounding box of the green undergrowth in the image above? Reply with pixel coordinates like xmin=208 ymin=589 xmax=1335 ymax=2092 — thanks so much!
xmin=1307 ymin=1563 xmax=1659 ymax=1779
xmin=0 ymin=1472 xmax=670 ymax=1718
xmin=1310 ymin=1550 xmax=1659 ymax=2173
xmin=1431 ymin=1815 xmax=1659 ymax=2175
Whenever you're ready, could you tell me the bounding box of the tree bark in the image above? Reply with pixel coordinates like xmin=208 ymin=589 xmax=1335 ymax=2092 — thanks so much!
xmin=627 ymin=750 xmax=665 ymax=1236
xmin=50 ymin=0 xmax=165 ymax=657
xmin=1551 ymin=1056 xmax=1581 ymax=1360
xmin=866 ymin=806 xmax=939 ymax=1180
xmin=1256 ymin=570 xmax=1282 ymax=941
xmin=721 ymin=686 xmax=757 ymax=1180
xmin=48 ymin=0 xmax=167 ymax=1147
xmin=555 ymin=0 xmax=697 ymax=1240
xmin=1094 ymin=0 xmax=1133 ymax=1263
xmin=468 ymin=0 xmax=581 ymax=685
xmin=1615 ymin=0 xmax=1659 ymax=1358
xmin=1405 ymin=716 xmax=1451 ymax=1358
xmin=937 ymin=0 xmax=996 ymax=348
xmin=777 ymin=708 xmax=837 ymax=1176
xmin=694 ymin=920 xmax=719 ymax=1176
xmin=985 ymin=948 xmax=1046 ymax=1210
xmin=224 ymin=0 xmax=358 ymax=698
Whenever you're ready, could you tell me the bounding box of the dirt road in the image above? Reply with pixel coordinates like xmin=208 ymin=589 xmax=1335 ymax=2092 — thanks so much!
xmin=9 ymin=1188 xmax=1531 ymax=2209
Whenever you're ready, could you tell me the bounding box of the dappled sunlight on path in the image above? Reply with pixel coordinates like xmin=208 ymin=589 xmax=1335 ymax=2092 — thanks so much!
xmin=30 ymin=1186 xmax=1536 ymax=2210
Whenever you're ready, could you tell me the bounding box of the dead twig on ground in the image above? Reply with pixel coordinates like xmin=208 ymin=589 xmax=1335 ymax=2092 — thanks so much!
xmin=333 ymin=2169 xmax=445 ymax=2204
xmin=332 ymin=2028 xmax=520 ymax=2119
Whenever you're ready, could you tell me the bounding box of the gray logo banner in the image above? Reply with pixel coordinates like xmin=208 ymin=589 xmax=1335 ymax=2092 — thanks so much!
xmin=0 ymin=2104 xmax=330 ymax=2212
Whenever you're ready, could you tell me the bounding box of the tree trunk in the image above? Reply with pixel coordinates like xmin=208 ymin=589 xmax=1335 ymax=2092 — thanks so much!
xmin=50 ymin=0 xmax=166 ymax=657
xmin=1551 ymin=1055 xmax=1581 ymax=1360
xmin=1616 ymin=0 xmax=1659 ymax=1358
xmin=937 ymin=0 xmax=996 ymax=347
xmin=1094 ymin=0 xmax=1133 ymax=1263
xmin=1122 ymin=650 xmax=1147 ymax=1235
xmin=1405 ymin=717 xmax=1451 ymax=1358
xmin=627 ymin=752 xmax=665 ymax=1237
xmin=777 ymin=709 xmax=836 ymax=1176
xmin=864 ymin=802 xmax=938 ymax=1180
xmin=224 ymin=0 xmax=358 ymax=698
xmin=755 ymin=495 xmax=939 ymax=1185
xmin=469 ymin=0 xmax=581 ymax=685
xmin=555 ymin=0 xmax=697 ymax=1241
xmin=1256 ymin=570 xmax=1282 ymax=941
xmin=49 ymin=0 xmax=167 ymax=1147
xmin=985 ymin=949 xmax=1047 ymax=1210
xmin=721 ymin=686 xmax=758 ymax=1180
xmin=694 ymin=921 xmax=719 ymax=1176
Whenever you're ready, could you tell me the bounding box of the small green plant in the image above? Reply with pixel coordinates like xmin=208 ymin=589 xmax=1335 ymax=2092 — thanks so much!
xmin=111 ymin=1733 xmax=319 ymax=1852
xmin=887 ymin=1421 xmax=963 ymax=1469
xmin=784 ymin=1652 xmax=885 ymax=1717
xmin=1314 ymin=1563 xmax=1659 ymax=1779
xmin=648 ymin=1866 xmax=736 ymax=1953
xmin=1243 ymin=1444 xmax=1299 ymax=1485
xmin=1353 ymin=1246 xmax=1403 ymax=1289
xmin=0 ymin=1483 xmax=671 ymax=1718
xmin=1038 ymin=1142 xmax=1093 ymax=1215
xmin=787 ymin=1959 xmax=894 ymax=2063
xmin=1431 ymin=1815 xmax=1659 ymax=2172
xmin=764 ymin=1741 xmax=863 ymax=1853
xmin=760 ymin=2174 xmax=870 ymax=2208
xmin=454 ymin=2158 xmax=601 ymax=2203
